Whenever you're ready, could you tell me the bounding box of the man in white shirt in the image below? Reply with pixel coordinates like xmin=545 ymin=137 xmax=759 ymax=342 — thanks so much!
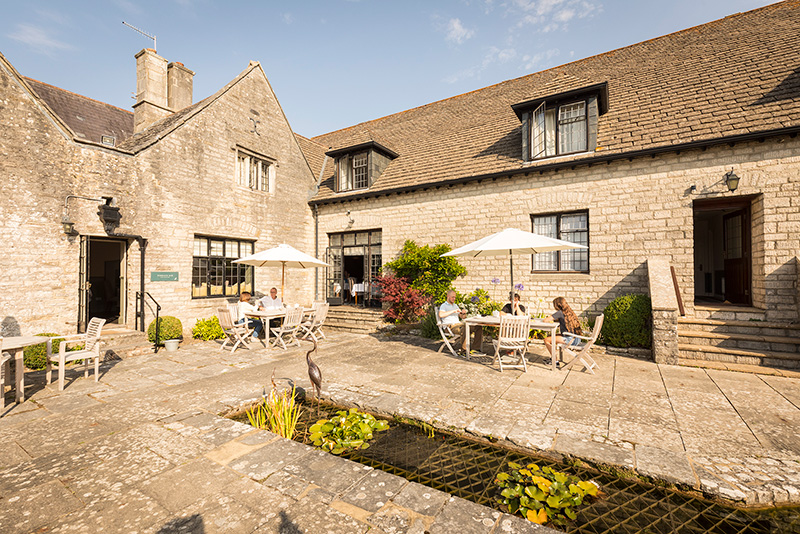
xmin=439 ymin=290 xmax=482 ymax=353
xmin=259 ymin=287 xmax=283 ymax=309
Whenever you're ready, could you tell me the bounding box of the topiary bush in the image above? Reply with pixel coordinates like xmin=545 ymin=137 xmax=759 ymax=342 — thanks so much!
xmin=22 ymin=333 xmax=83 ymax=370
xmin=192 ymin=316 xmax=225 ymax=340
xmin=601 ymin=294 xmax=652 ymax=348
xmin=147 ymin=316 xmax=183 ymax=345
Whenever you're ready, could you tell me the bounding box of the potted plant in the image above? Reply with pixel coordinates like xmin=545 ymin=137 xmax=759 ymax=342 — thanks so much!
xmin=147 ymin=316 xmax=183 ymax=351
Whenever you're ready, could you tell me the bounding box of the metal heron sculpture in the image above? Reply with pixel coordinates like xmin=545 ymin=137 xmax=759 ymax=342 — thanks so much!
xmin=306 ymin=338 xmax=322 ymax=415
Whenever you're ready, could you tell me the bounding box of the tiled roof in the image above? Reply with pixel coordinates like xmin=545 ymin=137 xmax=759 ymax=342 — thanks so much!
xmin=295 ymin=134 xmax=328 ymax=181
xmin=308 ymin=1 xmax=800 ymax=203
xmin=23 ymin=77 xmax=133 ymax=145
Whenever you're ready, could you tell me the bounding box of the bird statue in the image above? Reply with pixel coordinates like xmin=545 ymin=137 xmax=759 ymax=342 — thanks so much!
xmin=305 ymin=337 xmax=322 ymax=415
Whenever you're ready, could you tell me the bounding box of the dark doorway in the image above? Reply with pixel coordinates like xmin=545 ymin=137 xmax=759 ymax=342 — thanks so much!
xmin=693 ymin=198 xmax=752 ymax=306
xmin=85 ymin=237 xmax=126 ymax=325
xmin=325 ymin=229 xmax=382 ymax=307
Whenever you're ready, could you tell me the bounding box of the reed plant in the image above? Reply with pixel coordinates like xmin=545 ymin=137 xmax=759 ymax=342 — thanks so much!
xmin=247 ymin=385 xmax=302 ymax=439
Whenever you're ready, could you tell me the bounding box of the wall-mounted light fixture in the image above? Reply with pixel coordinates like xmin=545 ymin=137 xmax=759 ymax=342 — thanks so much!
xmin=689 ymin=185 xmax=697 ymax=195
xmin=61 ymin=194 xmax=108 ymax=235
xmin=346 ymin=210 xmax=355 ymax=227
xmin=724 ymin=169 xmax=740 ymax=192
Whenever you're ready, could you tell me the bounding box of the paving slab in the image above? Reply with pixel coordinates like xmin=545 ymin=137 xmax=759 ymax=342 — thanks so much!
xmin=229 ymin=437 xmax=314 ymax=481
xmin=340 ymin=468 xmax=409 ymax=512
xmin=283 ymin=448 xmax=374 ymax=494
xmin=634 ymin=445 xmax=696 ymax=486
xmin=555 ymin=434 xmax=635 ymax=470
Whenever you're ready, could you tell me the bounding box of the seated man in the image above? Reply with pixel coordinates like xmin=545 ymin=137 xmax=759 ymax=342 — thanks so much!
xmin=501 ymin=292 xmax=527 ymax=315
xmin=439 ymin=289 xmax=483 ymax=353
xmin=237 ymin=291 xmax=264 ymax=341
xmin=259 ymin=287 xmax=283 ymax=309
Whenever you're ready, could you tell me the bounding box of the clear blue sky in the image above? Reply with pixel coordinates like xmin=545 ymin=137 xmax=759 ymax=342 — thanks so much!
xmin=0 ymin=0 xmax=778 ymax=138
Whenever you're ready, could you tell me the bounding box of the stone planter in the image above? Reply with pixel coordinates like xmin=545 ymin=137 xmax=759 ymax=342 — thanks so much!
xmin=164 ymin=339 xmax=180 ymax=352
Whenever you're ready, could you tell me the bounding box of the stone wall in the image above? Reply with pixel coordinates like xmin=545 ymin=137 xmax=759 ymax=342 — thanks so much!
xmin=315 ymin=136 xmax=800 ymax=323
xmin=647 ymin=258 xmax=679 ymax=364
xmin=0 ymin=61 xmax=316 ymax=337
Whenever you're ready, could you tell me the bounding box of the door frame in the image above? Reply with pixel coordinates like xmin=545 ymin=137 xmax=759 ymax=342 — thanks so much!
xmin=80 ymin=236 xmax=128 ymax=331
xmin=693 ymin=196 xmax=754 ymax=306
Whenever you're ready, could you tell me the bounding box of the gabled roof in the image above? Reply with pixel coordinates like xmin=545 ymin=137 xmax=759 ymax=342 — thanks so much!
xmin=308 ymin=1 xmax=800 ymax=204
xmin=23 ymin=77 xmax=133 ymax=145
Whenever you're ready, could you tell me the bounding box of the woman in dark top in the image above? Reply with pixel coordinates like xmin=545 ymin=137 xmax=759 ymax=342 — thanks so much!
xmin=543 ymin=297 xmax=583 ymax=356
xmin=501 ymin=292 xmax=526 ymax=315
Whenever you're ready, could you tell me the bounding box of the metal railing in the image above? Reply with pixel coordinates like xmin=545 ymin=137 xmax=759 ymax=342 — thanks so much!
xmin=135 ymin=291 xmax=162 ymax=353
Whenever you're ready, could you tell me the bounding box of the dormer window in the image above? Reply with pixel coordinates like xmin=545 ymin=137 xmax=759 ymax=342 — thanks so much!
xmin=338 ymin=152 xmax=369 ymax=191
xmin=512 ymin=82 xmax=608 ymax=162
xmin=327 ymin=141 xmax=399 ymax=193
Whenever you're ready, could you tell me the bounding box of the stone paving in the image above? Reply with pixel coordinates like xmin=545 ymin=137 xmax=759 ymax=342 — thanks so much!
xmin=1 ymin=331 xmax=800 ymax=533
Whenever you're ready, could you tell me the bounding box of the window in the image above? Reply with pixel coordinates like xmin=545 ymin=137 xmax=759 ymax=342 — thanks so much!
xmin=531 ymin=100 xmax=587 ymax=159
xmin=192 ymin=236 xmax=254 ymax=298
xmin=512 ymin=82 xmax=607 ymax=162
xmin=236 ymin=150 xmax=274 ymax=192
xmin=531 ymin=211 xmax=589 ymax=272
xmin=336 ymin=152 xmax=369 ymax=192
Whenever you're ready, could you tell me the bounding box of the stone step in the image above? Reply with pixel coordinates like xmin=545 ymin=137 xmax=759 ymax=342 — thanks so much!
xmin=679 ymin=343 xmax=800 ymax=370
xmin=678 ymin=330 xmax=800 ymax=353
xmin=692 ymin=306 xmax=768 ymax=322
xmin=324 ymin=323 xmax=378 ymax=334
xmin=678 ymin=317 xmax=800 ymax=337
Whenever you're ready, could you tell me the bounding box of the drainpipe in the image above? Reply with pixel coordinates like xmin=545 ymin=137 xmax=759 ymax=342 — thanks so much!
xmin=314 ymin=203 xmax=319 ymax=301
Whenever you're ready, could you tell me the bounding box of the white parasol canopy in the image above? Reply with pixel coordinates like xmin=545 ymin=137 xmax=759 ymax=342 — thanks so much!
xmin=233 ymin=244 xmax=330 ymax=300
xmin=441 ymin=228 xmax=587 ymax=300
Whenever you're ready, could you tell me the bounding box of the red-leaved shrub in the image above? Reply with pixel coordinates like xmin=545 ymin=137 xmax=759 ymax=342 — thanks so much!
xmin=374 ymin=274 xmax=430 ymax=324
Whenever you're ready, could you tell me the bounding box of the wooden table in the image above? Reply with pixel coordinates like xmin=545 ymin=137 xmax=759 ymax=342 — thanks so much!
xmin=2 ymin=335 xmax=45 ymax=403
xmin=464 ymin=316 xmax=560 ymax=371
xmin=245 ymin=308 xmax=313 ymax=343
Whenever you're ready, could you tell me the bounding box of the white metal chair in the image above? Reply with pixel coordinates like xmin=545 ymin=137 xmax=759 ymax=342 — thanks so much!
xmin=301 ymin=302 xmax=329 ymax=342
xmin=1 ymin=337 xmax=13 ymax=409
xmin=435 ymin=305 xmax=459 ymax=358
xmin=558 ymin=314 xmax=604 ymax=374
xmin=271 ymin=306 xmax=304 ymax=349
xmin=217 ymin=307 xmax=252 ymax=353
xmin=46 ymin=317 xmax=106 ymax=391
xmin=492 ymin=314 xmax=530 ymax=372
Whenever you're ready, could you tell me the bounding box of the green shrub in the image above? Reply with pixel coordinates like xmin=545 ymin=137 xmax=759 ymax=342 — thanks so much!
xmin=601 ymin=294 xmax=652 ymax=348
xmin=22 ymin=333 xmax=83 ymax=370
xmin=309 ymin=407 xmax=390 ymax=455
xmin=383 ymin=240 xmax=467 ymax=303
xmin=456 ymin=288 xmax=503 ymax=317
xmin=147 ymin=316 xmax=183 ymax=345
xmin=192 ymin=316 xmax=225 ymax=340
xmin=495 ymin=461 xmax=599 ymax=526
xmin=419 ymin=307 xmax=440 ymax=339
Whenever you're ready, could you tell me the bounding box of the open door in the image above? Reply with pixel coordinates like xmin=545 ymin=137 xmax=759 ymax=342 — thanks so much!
xmin=325 ymin=247 xmax=343 ymax=305
xmin=723 ymin=208 xmax=751 ymax=305
xmin=78 ymin=236 xmax=89 ymax=332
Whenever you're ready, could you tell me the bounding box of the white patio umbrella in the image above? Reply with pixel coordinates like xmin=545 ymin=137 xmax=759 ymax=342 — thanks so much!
xmin=233 ymin=244 xmax=330 ymax=300
xmin=441 ymin=228 xmax=587 ymax=301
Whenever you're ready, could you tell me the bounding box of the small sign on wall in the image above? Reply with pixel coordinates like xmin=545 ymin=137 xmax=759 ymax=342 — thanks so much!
xmin=151 ymin=271 xmax=179 ymax=282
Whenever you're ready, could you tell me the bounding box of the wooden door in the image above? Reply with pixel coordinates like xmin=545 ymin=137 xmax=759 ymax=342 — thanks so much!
xmin=325 ymin=247 xmax=343 ymax=305
xmin=723 ymin=208 xmax=751 ymax=305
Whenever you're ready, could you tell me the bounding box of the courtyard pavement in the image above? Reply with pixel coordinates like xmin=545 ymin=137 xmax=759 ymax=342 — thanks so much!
xmin=1 ymin=330 xmax=799 ymax=533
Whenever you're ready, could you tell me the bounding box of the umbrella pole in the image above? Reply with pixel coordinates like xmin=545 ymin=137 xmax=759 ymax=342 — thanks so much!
xmin=281 ymin=263 xmax=285 ymax=302
xmin=509 ymin=250 xmax=514 ymax=303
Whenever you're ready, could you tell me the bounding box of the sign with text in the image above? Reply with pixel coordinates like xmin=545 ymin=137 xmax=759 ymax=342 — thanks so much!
xmin=151 ymin=271 xmax=179 ymax=282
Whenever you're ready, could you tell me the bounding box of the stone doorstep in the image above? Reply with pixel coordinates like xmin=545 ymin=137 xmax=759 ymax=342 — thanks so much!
xmin=678 ymin=317 xmax=800 ymax=332
xmin=679 ymin=329 xmax=800 ymax=347
xmin=679 ymin=343 xmax=800 ymax=362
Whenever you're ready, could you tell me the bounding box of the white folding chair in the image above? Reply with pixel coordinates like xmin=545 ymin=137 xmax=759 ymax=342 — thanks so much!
xmin=46 ymin=317 xmax=106 ymax=391
xmin=217 ymin=307 xmax=252 ymax=353
xmin=435 ymin=305 xmax=460 ymax=358
xmin=558 ymin=314 xmax=604 ymax=374
xmin=271 ymin=306 xmax=304 ymax=349
xmin=1 ymin=337 xmax=13 ymax=409
xmin=301 ymin=303 xmax=329 ymax=342
xmin=492 ymin=314 xmax=530 ymax=372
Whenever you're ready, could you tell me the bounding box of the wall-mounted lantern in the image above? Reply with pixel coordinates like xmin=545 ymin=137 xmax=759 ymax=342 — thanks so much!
xmin=724 ymin=169 xmax=740 ymax=192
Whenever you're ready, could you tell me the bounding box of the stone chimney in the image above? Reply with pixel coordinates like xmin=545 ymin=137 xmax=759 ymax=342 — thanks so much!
xmin=167 ymin=62 xmax=194 ymax=111
xmin=133 ymin=48 xmax=170 ymax=133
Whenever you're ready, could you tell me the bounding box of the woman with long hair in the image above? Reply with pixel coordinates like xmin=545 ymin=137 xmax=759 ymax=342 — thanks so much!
xmin=543 ymin=297 xmax=583 ymax=359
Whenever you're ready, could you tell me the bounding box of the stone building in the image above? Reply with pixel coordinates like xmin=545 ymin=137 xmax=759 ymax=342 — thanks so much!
xmin=0 ymin=49 xmax=316 ymax=336
xmin=302 ymin=2 xmax=800 ymax=366
xmin=1 ymin=2 xmax=799 ymax=368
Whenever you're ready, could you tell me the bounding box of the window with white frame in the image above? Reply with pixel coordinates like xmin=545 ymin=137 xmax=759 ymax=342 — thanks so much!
xmin=531 ymin=211 xmax=589 ymax=272
xmin=337 ymin=152 xmax=369 ymax=192
xmin=236 ymin=150 xmax=274 ymax=192
xmin=531 ymin=100 xmax=588 ymax=159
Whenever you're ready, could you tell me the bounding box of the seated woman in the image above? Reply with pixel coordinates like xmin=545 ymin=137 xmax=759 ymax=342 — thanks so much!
xmin=543 ymin=297 xmax=583 ymax=357
xmin=500 ymin=292 xmax=526 ymax=315
xmin=237 ymin=291 xmax=264 ymax=341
